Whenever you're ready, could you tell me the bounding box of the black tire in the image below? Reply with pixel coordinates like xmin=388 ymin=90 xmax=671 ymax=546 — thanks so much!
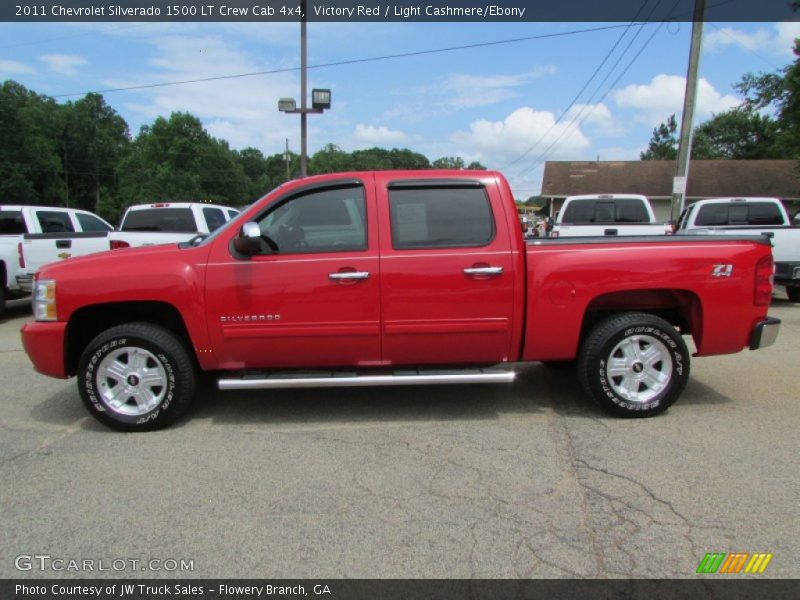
xmin=78 ymin=322 xmax=196 ymax=431
xmin=0 ymin=283 xmax=5 ymax=319
xmin=577 ymin=312 xmax=690 ymax=418
xmin=787 ymin=286 xmax=800 ymax=303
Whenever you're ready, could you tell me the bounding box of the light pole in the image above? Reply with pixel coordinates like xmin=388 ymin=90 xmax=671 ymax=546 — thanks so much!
xmin=278 ymin=0 xmax=331 ymax=178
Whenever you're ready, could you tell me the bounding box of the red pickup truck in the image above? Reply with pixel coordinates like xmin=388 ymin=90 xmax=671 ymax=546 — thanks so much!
xmin=21 ymin=170 xmax=780 ymax=431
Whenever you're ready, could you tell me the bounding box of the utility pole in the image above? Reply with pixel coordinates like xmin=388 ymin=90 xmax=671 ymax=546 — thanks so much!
xmin=278 ymin=0 xmax=331 ymax=178
xmin=285 ymin=138 xmax=291 ymax=181
xmin=671 ymin=0 xmax=706 ymax=223
xmin=300 ymin=0 xmax=308 ymax=177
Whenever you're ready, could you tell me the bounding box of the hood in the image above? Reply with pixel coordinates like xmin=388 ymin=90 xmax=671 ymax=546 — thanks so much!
xmin=37 ymin=243 xmax=197 ymax=280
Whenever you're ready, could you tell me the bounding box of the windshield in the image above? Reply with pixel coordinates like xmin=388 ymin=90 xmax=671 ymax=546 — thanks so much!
xmin=561 ymin=199 xmax=650 ymax=224
xmin=121 ymin=208 xmax=196 ymax=232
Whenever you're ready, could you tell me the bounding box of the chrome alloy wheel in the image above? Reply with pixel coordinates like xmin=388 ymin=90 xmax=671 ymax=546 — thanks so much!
xmin=96 ymin=347 xmax=168 ymax=416
xmin=605 ymin=334 xmax=673 ymax=404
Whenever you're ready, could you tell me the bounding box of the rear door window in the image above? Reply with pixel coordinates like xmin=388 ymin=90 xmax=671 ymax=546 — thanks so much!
xmin=388 ymin=185 xmax=494 ymax=249
xmin=36 ymin=210 xmax=75 ymax=233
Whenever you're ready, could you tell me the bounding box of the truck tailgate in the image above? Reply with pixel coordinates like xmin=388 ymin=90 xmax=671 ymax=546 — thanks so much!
xmin=21 ymin=232 xmax=111 ymax=273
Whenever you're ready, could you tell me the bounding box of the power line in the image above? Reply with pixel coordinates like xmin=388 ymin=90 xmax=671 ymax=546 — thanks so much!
xmin=512 ymin=0 xmax=671 ymax=177
xmin=526 ymin=4 xmax=678 ymax=171
xmin=0 ymin=23 xmax=149 ymax=50
xmin=499 ymin=0 xmax=655 ymax=171
xmin=50 ymin=23 xmax=639 ymax=98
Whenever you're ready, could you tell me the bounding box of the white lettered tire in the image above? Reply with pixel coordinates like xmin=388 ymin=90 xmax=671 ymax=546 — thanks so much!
xmin=577 ymin=313 xmax=690 ymax=417
xmin=78 ymin=322 xmax=196 ymax=431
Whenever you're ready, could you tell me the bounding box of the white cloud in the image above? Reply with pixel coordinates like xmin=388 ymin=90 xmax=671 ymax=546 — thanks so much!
xmin=705 ymin=22 xmax=800 ymax=57
xmin=385 ymin=66 xmax=557 ymax=120
xmin=353 ymin=124 xmax=408 ymax=146
xmin=440 ymin=66 xmax=557 ymax=109
xmin=452 ymin=106 xmax=591 ymax=167
xmin=612 ymin=74 xmax=739 ymax=125
xmin=40 ymin=54 xmax=87 ymax=76
xmin=0 ymin=59 xmax=34 ymax=75
xmin=109 ymin=34 xmax=299 ymax=151
xmin=564 ymin=102 xmax=625 ymax=136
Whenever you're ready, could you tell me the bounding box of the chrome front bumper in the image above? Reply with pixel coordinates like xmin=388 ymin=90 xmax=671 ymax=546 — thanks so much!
xmin=16 ymin=273 xmax=33 ymax=293
xmin=750 ymin=317 xmax=781 ymax=350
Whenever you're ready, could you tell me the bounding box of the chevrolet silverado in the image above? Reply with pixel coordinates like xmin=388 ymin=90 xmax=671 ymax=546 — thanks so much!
xmin=20 ymin=171 xmax=781 ymax=430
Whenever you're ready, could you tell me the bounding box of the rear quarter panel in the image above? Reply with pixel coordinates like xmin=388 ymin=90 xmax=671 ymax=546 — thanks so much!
xmin=522 ymin=237 xmax=771 ymax=361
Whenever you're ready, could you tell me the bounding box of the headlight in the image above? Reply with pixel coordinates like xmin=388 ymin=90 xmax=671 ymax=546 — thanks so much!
xmin=33 ymin=279 xmax=57 ymax=321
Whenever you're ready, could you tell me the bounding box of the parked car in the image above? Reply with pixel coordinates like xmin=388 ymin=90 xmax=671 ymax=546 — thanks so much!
xmin=112 ymin=202 xmax=239 ymax=248
xmin=21 ymin=170 xmax=780 ymax=431
xmin=16 ymin=202 xmax=241 ymax=295
xmin=676 ymin=197 xmax=800 ymax=302
xmin=1 ymin=205 xmax=113 ymax=315
xmin=551 ymin=194 xmax=671 ymax=238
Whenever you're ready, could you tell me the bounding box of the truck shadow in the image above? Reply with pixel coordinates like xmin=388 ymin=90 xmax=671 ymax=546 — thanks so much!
xmin=28 ymin=364 xmax=733 ymax=431
xmin=189 ymin=364 xmax=594 ymax=427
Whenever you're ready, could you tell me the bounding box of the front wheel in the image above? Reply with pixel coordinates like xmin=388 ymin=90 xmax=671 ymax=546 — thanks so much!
xmin=78 ymin=322 xmax=196 ymax=431
xmin=787 ymin=286 xmax=800 ymax=303
xmin=577 ymin=313 xmax=690 ymax=418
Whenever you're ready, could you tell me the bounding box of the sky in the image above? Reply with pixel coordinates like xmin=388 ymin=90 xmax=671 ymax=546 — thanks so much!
xmin=0 ymin=18 xmax=799 ymax=199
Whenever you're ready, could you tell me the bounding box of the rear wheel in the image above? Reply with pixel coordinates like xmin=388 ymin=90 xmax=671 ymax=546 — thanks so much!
xmin=787 ymin=286 xmax=800 ymax=303
xmin=78 ymin=322 xmax=196 ymax=431
xmin=0 ymin=283 xmax=5 ymax=318
xmin=578 ymin=312 xmax=689 ymax=417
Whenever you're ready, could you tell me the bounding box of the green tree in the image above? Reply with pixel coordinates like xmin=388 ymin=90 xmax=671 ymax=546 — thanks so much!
xmin=691 ymin=110 xmax=780 ymax=159
xmin=116 ymin=112 xmax=247 ymax=219
xmin=0 ymin=80 xmax=65 ymax=205
xmin=62 ymin=93 xmax=129 ymax=213
xmin=641 ymin=114 xmax=678 ymax=160
xmin=432 ymin=156 xmax=465 ymax=169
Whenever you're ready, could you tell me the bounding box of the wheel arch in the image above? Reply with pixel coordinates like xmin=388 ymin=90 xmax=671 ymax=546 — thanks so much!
xmin=65 ymin=301 xmax=195 ymax=376
xmin=581 ymin=288 xmax=704 ymax=350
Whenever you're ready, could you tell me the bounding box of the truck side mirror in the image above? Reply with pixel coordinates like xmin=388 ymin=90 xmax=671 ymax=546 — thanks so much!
xmin=233 ymin=221 xmax=262 ymax=256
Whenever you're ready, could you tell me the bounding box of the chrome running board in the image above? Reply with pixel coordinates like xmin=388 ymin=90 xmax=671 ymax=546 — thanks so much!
xmin=218 ymin=368 xmax=515 ymax=390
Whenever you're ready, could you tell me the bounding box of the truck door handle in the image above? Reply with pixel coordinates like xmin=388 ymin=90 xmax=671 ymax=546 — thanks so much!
xmin=604 ymin=229 xmax=618 ymax=236
xmin=329 ymin=271 xmax=370 ymax=281
xmin=56 ymin=240 xmax=72 ymax=249
xmin=463 ymin=267 xmax=503 ymax=276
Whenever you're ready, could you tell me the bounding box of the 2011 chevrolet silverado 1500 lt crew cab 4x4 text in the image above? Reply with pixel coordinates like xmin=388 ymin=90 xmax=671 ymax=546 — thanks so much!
xmin=20 ymin=171 xmax=781 ymax=431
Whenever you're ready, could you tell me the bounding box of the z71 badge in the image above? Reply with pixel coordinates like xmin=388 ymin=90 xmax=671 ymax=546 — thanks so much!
xmin=712 ymin=264 xmax=733 ymax=277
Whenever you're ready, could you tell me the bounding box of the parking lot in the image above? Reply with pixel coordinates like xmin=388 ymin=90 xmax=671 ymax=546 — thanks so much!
xmin=1 ymin=296 xmax=798 ymax=579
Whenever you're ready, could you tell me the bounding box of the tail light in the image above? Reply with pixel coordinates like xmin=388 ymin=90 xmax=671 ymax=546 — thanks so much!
xmin=754 ymin=255 xmax=774 ymax=306
xmin=550 ymin=231 xmax=559 ymax=238
xmin=17 ymin=242 xmax=24 ymax=268
xmin=110 ymin=240 xmax=130 ymax=250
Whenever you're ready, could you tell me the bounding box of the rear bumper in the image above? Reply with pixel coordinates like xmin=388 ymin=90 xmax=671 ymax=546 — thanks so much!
xmin=774 ymin=262 xmax=800 ymax=286
xmin=750 ymin=317 xmax=781 ymax=351
xmin=16 ymin=273 xmax=33 ymax=293
xmin=20 ymin=321 xmax=68 ymax=378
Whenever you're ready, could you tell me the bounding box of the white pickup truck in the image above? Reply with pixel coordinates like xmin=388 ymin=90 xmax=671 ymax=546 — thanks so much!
xmin=676 ymin=197 xmax=800 ymax=302
xmin=550 ymin=194 xmax=671 ymax=238
xmin=15 ymin=202 xmax=240 ymax=299
xmin=1 ymin=205 xmax=114 ymax=316
xmin=111 ymin=202 xmax=239 ymax=248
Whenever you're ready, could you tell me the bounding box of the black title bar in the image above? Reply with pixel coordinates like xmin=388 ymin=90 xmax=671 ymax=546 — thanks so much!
xmin=2 ymin=0 xmax=798 ymax=22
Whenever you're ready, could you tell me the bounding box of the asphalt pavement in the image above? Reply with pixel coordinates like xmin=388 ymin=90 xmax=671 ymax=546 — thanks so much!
xmin=1 ymin=295 xmax=798 ymax=579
